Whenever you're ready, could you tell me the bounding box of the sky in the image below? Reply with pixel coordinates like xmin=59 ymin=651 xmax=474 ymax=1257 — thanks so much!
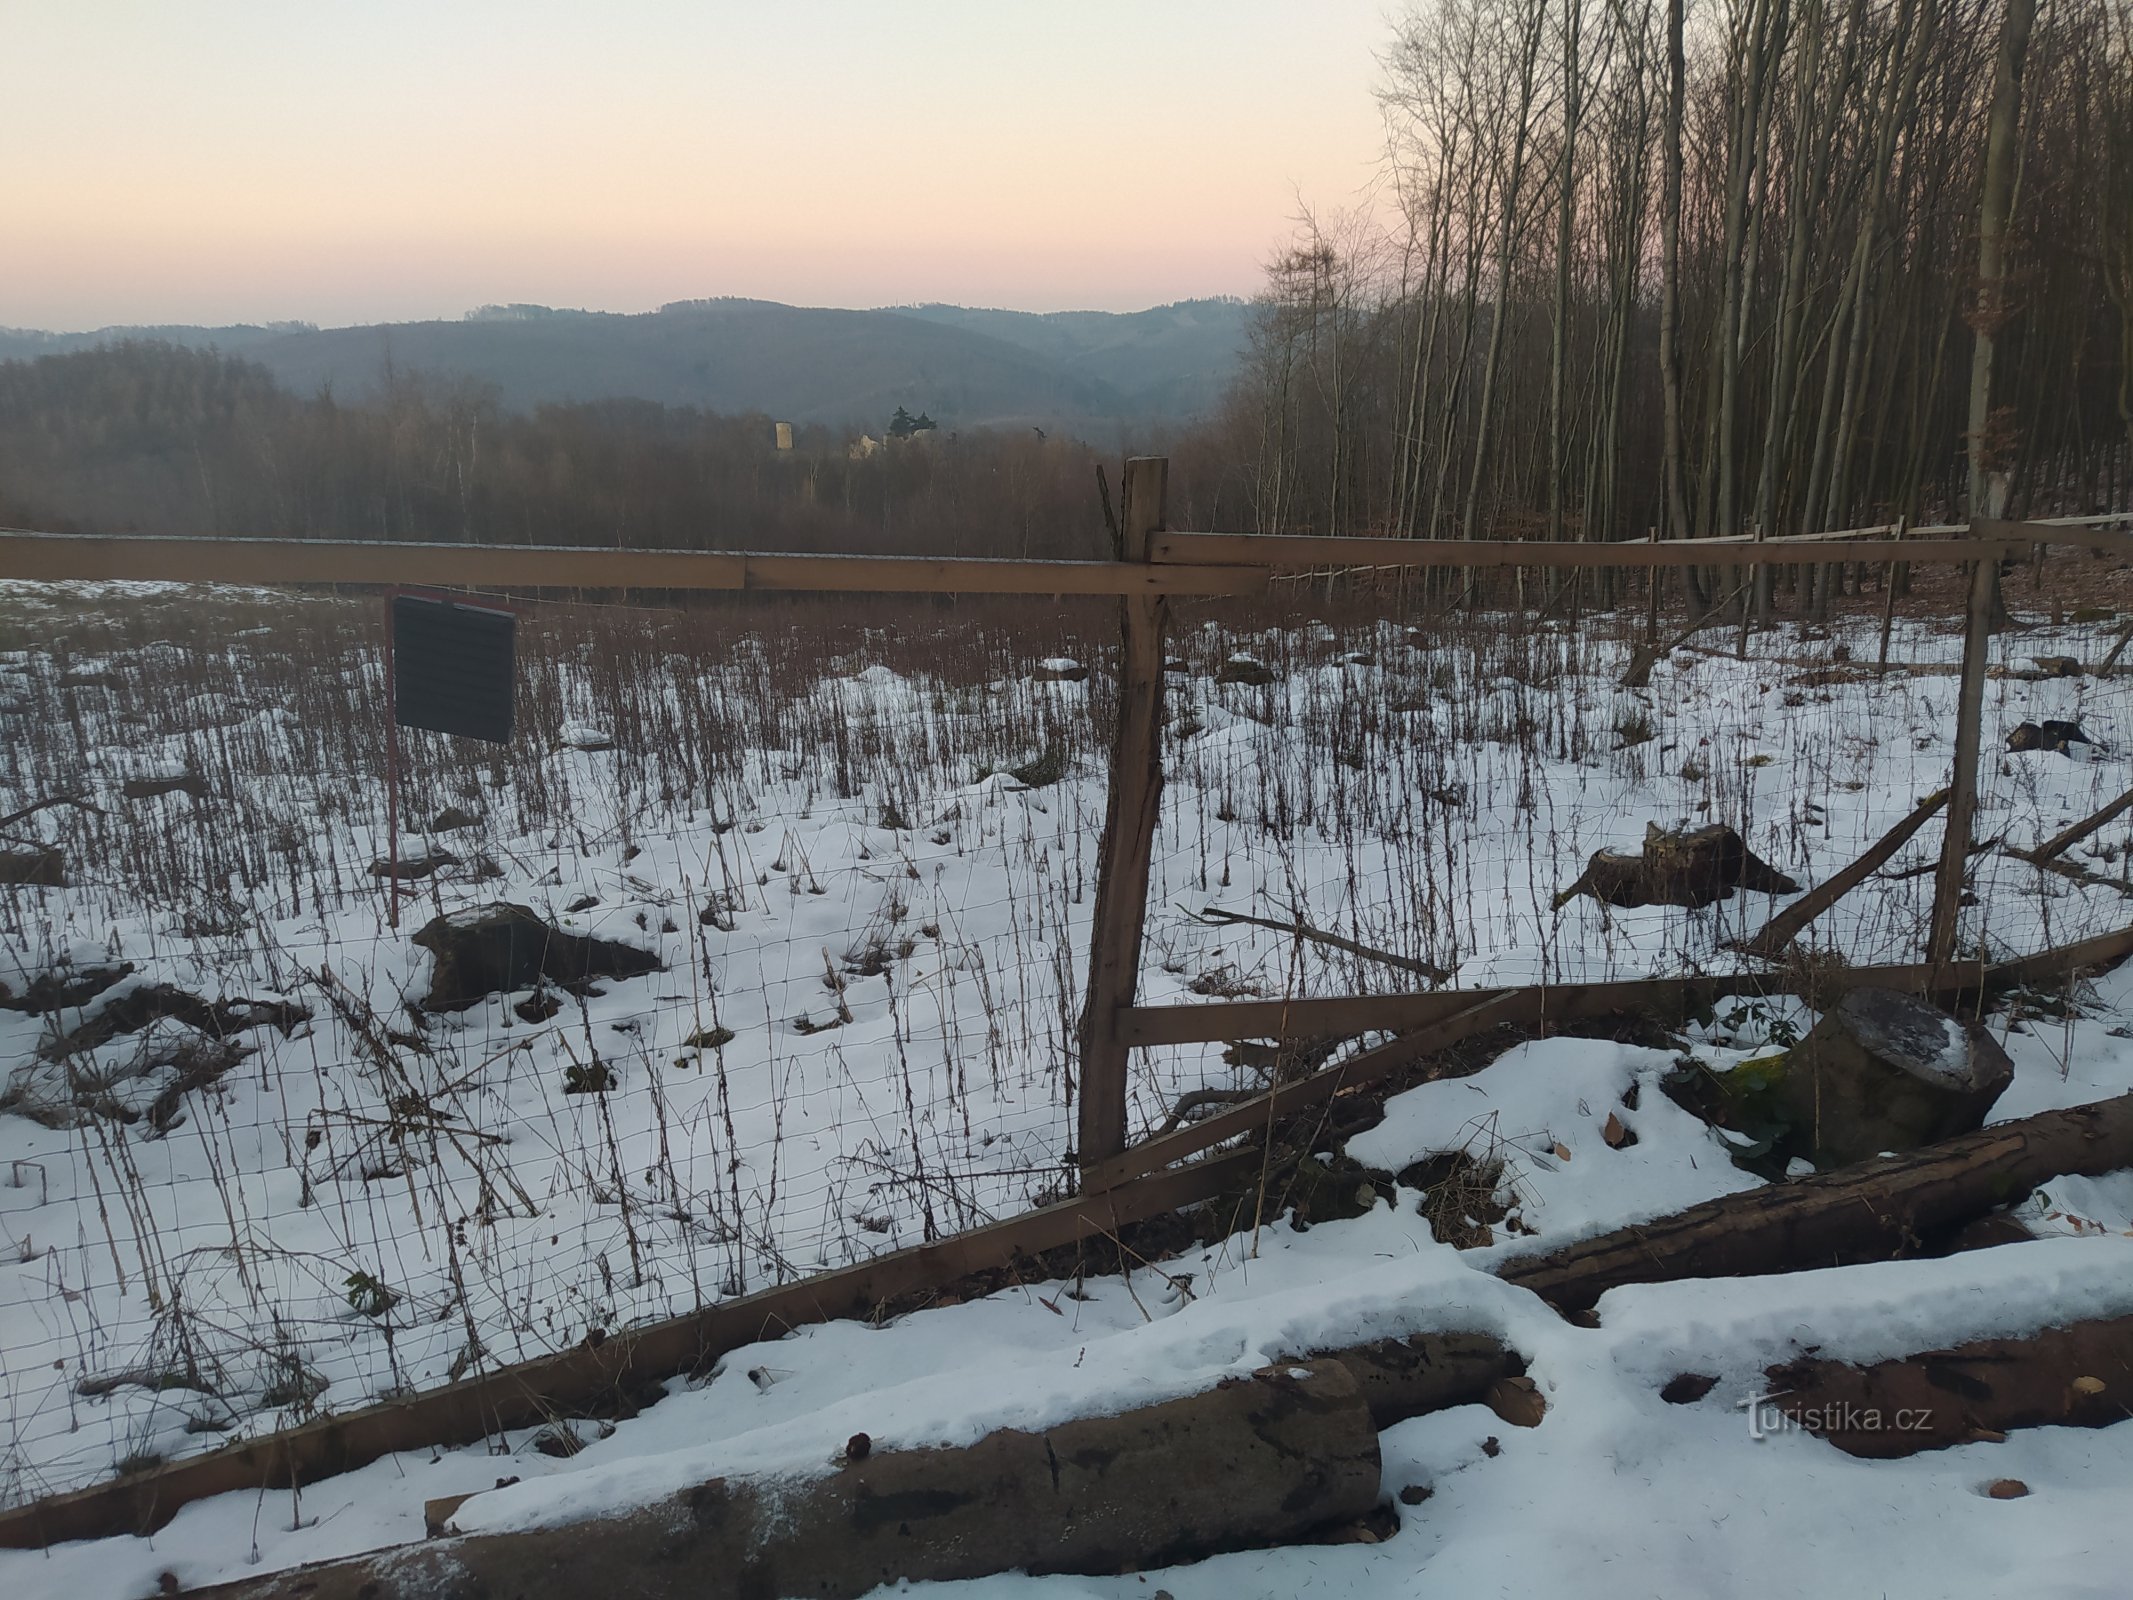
xmin=4 ymin=1 xmax=1395 ymax=331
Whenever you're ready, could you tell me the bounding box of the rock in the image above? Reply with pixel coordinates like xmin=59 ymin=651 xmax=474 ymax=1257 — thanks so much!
xmin=1032 ymin=658 xmax=1088 ymax=683
xmin=513 ymin=991 xmax=562 ymax=1023
xmin=560 ymin=722 xmax=615 ymax=752
xmin=1287 ymin=1152 xmax=1395 ymax=1226
xmin=1217 ymin=654 xmax=1278 ymax=686
xmin=1660 ymin=1373 xmax=1720 ymax=1404
xmin=1554 ymin=822 xmax=1800 ymax=910
xmin=530 ymin=1423 xmax=584 ymax=1458
xmin=0 ymin=847 xmax=64 ymax=887
xmin=2007 ymin=719 xmax=2095 ymax=755
xmin=429 ymin=805 xmax=482 ymax=832
xmin=1774 ymin=988 xmax=2012 ymax=1169
xmin=1986 ymin=1478 xmax=2030 ymax=1499
xmin=411 ymin=902 xmax=662 ymax=1011
xmin=1484 ymin=1375 xmax=1547 ymax=1428
xmin=1008 ymin=745 xmax=1067 ymax=788
xmin=368 ymin=849 xmax=457 ymax=880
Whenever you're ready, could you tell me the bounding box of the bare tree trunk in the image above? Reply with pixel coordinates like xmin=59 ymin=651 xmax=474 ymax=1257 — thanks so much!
xmin=1549 ymin=0 xmax=1587 ymax=546
xmin=1965 ymin=0 xmax=2037 ymax=626
xmin=1658 ymin=0 xmax=1700 ymax=601
xmin=1462 ymin=0 xmax=1550 ymax=540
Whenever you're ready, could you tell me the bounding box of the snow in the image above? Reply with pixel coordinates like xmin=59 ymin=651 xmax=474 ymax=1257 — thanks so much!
xmin=2 ymin=589 xmax=2132 ymax=1597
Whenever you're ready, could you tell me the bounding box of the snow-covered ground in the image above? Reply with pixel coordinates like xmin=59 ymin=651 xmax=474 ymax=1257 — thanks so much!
xmin=2 ymin=582 xmax=2131 ymax=1596
xmin=13 ymin=962 xmax=2133 ymax=1600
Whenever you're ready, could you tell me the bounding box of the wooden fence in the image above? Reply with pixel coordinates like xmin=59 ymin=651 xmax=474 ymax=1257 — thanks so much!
xmin=0 ymin=485 xmax=2128 ymax=1546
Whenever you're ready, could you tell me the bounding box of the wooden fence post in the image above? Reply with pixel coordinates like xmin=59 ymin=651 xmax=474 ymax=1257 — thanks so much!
xmin=1929 ymin=555 xmax=1996 ymax=968
xmin=1078 ymin=457 xmax=1169 ymax=1176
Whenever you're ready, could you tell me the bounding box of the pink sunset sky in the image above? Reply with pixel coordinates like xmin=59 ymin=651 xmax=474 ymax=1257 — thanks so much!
xmin=6 ymin=1 xmax=1394 ymax=330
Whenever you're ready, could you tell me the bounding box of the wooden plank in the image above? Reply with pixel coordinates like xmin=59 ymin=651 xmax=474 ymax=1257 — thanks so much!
xmin=1971 ymin=515 xmax=2133 ymax=553
xmin=2016 ymin=783 xmax=2133 ymax=865
xmin=0 ymin=533 xmax=1265 ymax=599
xmin=1740 ymin=788 xmax=1950 ymax=959
xmin=0 ymin=1145 xmax=1259 ymax=1551
xmin=1077 ymin=459 xmax=1170 ymax=1170
xmin=1084 ymin=992 xmax=1534 ymax=1193
xmin=1094 ymin=925 xmax=2133 ymax=1194
xmin=1988 ymin=920 xmax=2133 ymax=985
xmin=1119 ymin=961 xmax=1988 ymax=1049
xmin=12 ymin=526 xmax=2121 ymax=593
xmin=1930 ymin=557 xmax=1997 ymax=968
xmin=1795 ymin=515 xmax=2132 ymax=547
xmin=1149 ymin=532 xmax=2030 ymax=572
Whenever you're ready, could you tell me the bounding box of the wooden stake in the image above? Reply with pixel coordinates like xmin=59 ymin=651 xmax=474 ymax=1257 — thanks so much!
xmin=1077 ymin=458 xmax=1169 ymax=1171
xmin=1929 ymin=557 xmax=1997 ymax=968
xmin=2015 ymin=780 xmax=2133 ymax=865
xmin=1740 ymin=787 xmax=1949 ymax=959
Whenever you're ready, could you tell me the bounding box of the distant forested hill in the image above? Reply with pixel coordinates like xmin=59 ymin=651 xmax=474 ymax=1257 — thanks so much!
xmin=0 ymin=297 xmax=1249 ymax=434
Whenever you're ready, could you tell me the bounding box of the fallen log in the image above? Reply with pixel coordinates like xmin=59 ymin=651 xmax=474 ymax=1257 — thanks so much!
xmin=1739 ymin=789 xmax=1948 ymax=958
xmin=1621 ymin=585 xmax=1749 ymax=687
xmin=184 ymin=1359 xmax=1382 ymax=1600
xmin=1498 ymin=1090 xmax=2133 ymax=1313
xmin=2016 ymin=780 xmax=2133 ymax=865
xmin=1763 ymin=1315 xmax=2133 ymax=1457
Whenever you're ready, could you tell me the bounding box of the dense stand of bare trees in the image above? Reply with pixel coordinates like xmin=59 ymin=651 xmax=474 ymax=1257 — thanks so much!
xmin=2 ymin=0 xmax=2127 ymax=570
xmin=0 ymin=345 xmax=1117 ymax=560
xmin=1199 ymin=0 xmax=2133 ymax=564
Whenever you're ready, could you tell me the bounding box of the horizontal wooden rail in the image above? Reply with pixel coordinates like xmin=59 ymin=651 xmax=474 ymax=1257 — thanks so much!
xmin=1120 ymin=921 xmax=2133 ymax=1050
xmin=1096 ymin=923 xmax=2133 ymax=1191
xmin=2 ymin=520 xmax=2123 ymax=597
xmin=1151 ymin=532 xmax=2046 ymax=571
xmin=0 ymin=533 xmax=1266 ymax=599
xmin=0 ymin=1146 xmax=1260 ymax=1550
xmin=1084 ymin=992 xmax=1533 ymax=1193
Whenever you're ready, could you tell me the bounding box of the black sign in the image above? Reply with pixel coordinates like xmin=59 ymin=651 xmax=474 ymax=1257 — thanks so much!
xmin=392 ymin=596 xmax=515 ymax=744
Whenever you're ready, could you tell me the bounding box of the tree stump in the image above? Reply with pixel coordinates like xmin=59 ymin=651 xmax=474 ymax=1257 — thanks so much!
xmin=0 ymin=846 xmax=64 ymax=887
xmin=412 ymin=902 xmax=662 ymax=1011
xmin=2007 ymin=719 xmax=2095 ymax=755
xmin=1777 ymin=987 xmax=2013 ymax=1169
xmin=1554 ymin=823 xmax=1800 ymax=910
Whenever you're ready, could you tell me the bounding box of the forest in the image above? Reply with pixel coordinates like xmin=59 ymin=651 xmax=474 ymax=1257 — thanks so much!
xmin=0 ymin=0 xmax=2128 ymax=565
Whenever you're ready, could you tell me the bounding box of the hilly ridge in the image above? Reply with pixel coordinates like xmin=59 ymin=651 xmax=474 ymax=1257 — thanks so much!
xmin=0 ymin=297 xmax=1250 ymax=434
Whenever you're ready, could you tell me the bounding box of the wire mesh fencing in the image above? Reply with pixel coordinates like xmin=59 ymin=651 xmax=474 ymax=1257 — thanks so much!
xmin=1 ymin=562 xmax=2128 ymax=1503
